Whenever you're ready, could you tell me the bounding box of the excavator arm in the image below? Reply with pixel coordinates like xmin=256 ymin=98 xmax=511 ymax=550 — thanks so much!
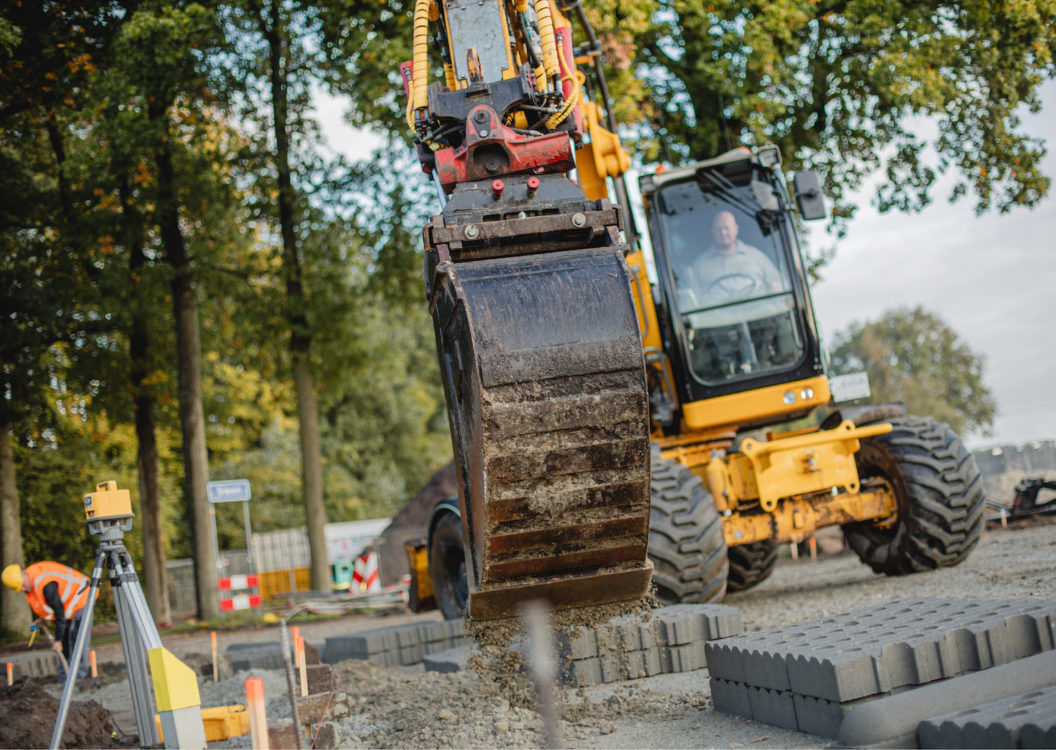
xmin=404 ymin=0 xmax=652 ymax=619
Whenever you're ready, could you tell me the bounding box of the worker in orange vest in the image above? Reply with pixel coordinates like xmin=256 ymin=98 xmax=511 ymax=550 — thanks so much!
xmin=3 ymin=561 xmax=98 ymax=681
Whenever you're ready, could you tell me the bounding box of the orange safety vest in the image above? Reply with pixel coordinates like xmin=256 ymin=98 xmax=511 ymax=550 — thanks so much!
xmin=23 ymin=562 xmax=96 ymax=621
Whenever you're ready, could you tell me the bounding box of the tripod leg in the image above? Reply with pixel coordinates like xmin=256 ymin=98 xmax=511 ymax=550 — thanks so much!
xmin=50 ymin=550 xmax=106 ymax=750
xmin=115 ymin=547 xmax=206 ymax=749
xmin=110 ymin=550 xmax=161 ymax=746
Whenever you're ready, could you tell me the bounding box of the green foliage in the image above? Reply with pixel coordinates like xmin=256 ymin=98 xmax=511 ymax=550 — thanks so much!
xmin=594 ymin=0 xmax=1056 ymax=230
xmin=828 ymin=306 xmax=997 ymax=436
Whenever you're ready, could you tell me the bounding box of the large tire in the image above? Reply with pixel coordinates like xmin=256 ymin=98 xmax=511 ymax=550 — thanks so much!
xmin=649 ymin=455 xmax=728 ymax=604
xmin=726 ymin=540 xmax=778 ymax=593
xmin=429 ymin=511 xmax=469 ymax=620
xmin=843 ymin=416 xmax=984 ymax=575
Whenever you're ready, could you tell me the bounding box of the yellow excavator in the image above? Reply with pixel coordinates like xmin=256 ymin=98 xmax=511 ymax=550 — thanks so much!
xmin=403 ymin=0 xmax=985 ymax=620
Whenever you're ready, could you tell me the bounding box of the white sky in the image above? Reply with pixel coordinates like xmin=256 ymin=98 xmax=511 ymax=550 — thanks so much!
xmin=314 ymin=82 xmax=1056 ymax=451
xmin=807 ymin=81 xmax=1056 ymax=450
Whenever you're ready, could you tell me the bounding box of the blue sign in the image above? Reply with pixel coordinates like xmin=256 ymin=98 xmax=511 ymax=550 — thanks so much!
xmin=207 ymin=479 xmax=252 ymax=503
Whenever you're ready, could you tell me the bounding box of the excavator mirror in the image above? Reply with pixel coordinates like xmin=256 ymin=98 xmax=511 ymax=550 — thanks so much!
xmin=793 ymin=171 xmax=826 ymax=220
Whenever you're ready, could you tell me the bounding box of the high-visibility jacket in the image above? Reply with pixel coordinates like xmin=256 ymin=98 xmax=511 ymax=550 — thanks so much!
xmin=23 ymin=562 xmax=96 ymax=622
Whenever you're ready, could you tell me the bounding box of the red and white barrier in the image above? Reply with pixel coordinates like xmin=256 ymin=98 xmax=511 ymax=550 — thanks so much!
xmin=219 ymin=574 xmax=262 ymax=611
xmin=351 ymin=552 xmax=381 ymax=593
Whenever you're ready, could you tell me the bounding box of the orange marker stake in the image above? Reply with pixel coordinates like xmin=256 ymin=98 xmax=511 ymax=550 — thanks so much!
xmin=809 ymin=537 xmax=818 ymax=561
xmin=211 ymin=631 xmax=218 ymax=682
xmin=89 ymin=650 xmax=98 ymax=678
xmin=6 ymin=662 xmax=12 ymax=686
xmin=246 ymin=677 xmax=269 ymax=749
xmin=296 ymin=635 xmax=308 ymax=696
xmin=290 ymin=626 xmax=301 ymax=658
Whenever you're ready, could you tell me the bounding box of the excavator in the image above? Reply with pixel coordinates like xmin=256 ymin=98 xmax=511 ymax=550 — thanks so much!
xmin=402 ymin=0 xmax=985 ymax=620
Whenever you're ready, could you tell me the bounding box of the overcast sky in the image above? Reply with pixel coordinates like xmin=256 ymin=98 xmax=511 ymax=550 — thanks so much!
xmin=314 ymin=82 xmax=1056 ymax=451
xmin=807 ymin=81 xmax=1056 ymax=450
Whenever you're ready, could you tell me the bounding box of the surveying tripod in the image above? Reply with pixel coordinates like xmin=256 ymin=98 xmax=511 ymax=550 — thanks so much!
xmin=50 ymin=482 xmax=205 ymax=750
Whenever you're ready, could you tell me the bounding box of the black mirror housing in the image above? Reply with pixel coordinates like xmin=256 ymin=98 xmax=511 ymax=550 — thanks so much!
xmin=793 ymin=171 xmax=826 ymax=221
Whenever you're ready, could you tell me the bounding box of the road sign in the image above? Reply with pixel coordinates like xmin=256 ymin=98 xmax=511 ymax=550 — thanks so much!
xmin=206 ymin=479 xmax=252 ymax=503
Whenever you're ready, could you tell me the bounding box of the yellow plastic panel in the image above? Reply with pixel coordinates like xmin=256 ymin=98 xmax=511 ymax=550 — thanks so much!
xmin=149 ymin=647 xmax=202 ymax=712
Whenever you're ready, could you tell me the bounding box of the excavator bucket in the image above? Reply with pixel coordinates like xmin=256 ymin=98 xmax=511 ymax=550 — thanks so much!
xmin=426 ymin=176 xmax=652 ymax=619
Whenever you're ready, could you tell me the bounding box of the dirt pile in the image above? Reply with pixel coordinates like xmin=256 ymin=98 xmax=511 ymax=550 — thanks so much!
xmin=376 ymin=462 xmax=456 ymax=585
xmin=0 ymin=679 xmax=128 ymax=749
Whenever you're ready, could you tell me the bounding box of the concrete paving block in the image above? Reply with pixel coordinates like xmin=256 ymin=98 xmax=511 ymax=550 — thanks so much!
xmin=744 ymin=646 xmax=793 ymax=692
xmin=840 ymin=649 xmax=1056 ymax=749
xmin=656 ymin=604 xmax=716 ymax=645
xmin=561 ymin=626 xmax=598 ymax=660
xmin=393 ymin=625 xmax=420 ymax=648
xmin=709 ymin=606 xmax=745 ymax=639
xmin=1021 ymin=724 xmax=1056 ymax=749
xmin=398 ymin=644 xmax=424 ymax=666
xmin=296 ymin=692 xmax=334 ymax=724
xmin=423 ymin=645 xmax=471 ymax=674
xmin=662 ymin=643 xmax=707 ymax=674
xmin=569 ymin=658 xmax=603 ymax=687
xmin=229 ymin=647 xmax=285 ymax=672
xmin=417 ymin=621 xmax=451 ymax=643
xmin=787 ymin=647 xmax=881 ymax=702
xmin=917 ymin=684 xmax=1056 ymax=750
xmin=227 ymin=641 xmax=278 ymax=652
xmin=746 ymin=685 xmax=797 ymax=731
xmin=792 ymin=692 xmax=849 ymax=740
xmin=423 ymin=640 xmax=451 ymax=655
xmin=710 ymin=677 xmax=752 ymax=719
xmin=703 ymin=640 xmax=744 ymax=683
xmin=306 ymin=664 xmax=333 ymax=695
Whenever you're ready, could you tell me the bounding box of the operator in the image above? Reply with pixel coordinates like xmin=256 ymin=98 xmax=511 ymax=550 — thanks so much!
xmin=689 ymin=210 xmax=782 ymax=303
xmin=3 ymin=561 xmax=97 ymax=681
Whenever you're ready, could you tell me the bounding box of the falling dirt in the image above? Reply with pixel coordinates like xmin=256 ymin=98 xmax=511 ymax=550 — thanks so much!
xmin=0 ymin=679 xmax=129 ymax=749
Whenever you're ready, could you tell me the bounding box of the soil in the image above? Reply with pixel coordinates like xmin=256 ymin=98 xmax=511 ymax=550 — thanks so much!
xmin=375 ymin=462 xmax=456 ymax=586
xmin=5 ymin=520 xmax=1055 ymax=749
xmin=0 ymin=679 xmax=130 ymax=749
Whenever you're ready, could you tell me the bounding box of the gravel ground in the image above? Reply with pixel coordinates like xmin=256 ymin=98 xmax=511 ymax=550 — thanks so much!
xmin=40 ymin=520 xmax=1056 ymax=749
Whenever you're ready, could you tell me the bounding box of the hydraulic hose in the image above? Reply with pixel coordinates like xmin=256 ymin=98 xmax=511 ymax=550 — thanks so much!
xmin=407 ymin=0 xmax=434 ymax=132
xmin=533 ymin=0 xmax=560 ymax=83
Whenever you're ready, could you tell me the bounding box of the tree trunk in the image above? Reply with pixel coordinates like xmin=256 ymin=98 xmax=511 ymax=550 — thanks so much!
xmin=0 ymin=424 xmax=31 ymax=639
xmin=123 ymin=175 xmax=171 ymax=625
xmin=152 ymin=109 xmax=218 ymax=621
xmin=267 ymin=0 xmax=330 ymax=592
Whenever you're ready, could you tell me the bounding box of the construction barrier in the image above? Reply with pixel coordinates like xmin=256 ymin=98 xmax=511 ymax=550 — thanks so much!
xmin=351 ymin=551 xmax=381 ymax=593
xmin=218 ymin=574 xmax=262 ymax=612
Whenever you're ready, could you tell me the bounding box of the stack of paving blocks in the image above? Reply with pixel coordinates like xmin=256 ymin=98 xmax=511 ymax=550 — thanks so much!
xmin=323 ymin=619 xmax=466 ymax=667
xmin=420 ymin=603 xmax=744 ymax=687
xmin=706 ymin=598 xmax=1056 ymax=739
xmin=226 ymin=639 xmax=321 ymax=672
xmin=918 ymin=684 xmax=1056 ymax=749
xmin=226 ymin=641 xmax=290 ymax=672
xmin=561 ymin=603 xmax=743 ymax=687
xmin=4 ymin=652 xmax=58 ymax=679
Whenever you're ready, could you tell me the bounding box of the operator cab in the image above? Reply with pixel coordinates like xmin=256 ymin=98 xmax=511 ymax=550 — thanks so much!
xmin=642 ymin=148 xmax=827 ymax=427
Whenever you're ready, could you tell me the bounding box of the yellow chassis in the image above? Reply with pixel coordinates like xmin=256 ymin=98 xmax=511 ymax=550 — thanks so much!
xmin=661 ymin=421 xmax=899 ymax=547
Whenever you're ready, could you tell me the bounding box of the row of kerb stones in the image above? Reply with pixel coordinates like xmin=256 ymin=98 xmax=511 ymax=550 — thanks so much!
xmin=705 ymin=597 xmax=1056 ymax=738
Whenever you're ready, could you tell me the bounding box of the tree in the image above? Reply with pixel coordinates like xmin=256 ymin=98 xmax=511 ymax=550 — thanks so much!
xmin=587 ymin=0 xmax=1055 ymax=229
xmin=114 ymin=3 xmax=229 ymax=620
xmin=828 ymin=306 xmax=996 ymax=436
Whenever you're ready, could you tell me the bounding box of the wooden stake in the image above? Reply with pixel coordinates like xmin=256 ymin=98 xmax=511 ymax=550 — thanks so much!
xmin=5 ymin=661 xmax=12 ymax=686
xmin=89 ymin=650 xmax=98 ymax=678
xmin=809 ymin=537 xmax=818 ymax=561
xmin=211 ymin=631 xmax=218 ymax=682
xmin=246 ymin=677 xmax=269 ymax=749
xmin=296 ymin=636 xmax=307 ymax=696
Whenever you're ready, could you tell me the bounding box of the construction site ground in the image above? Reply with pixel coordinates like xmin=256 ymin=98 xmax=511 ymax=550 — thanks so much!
xmin=3 ymin=518 xmax=1054 ymax=749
